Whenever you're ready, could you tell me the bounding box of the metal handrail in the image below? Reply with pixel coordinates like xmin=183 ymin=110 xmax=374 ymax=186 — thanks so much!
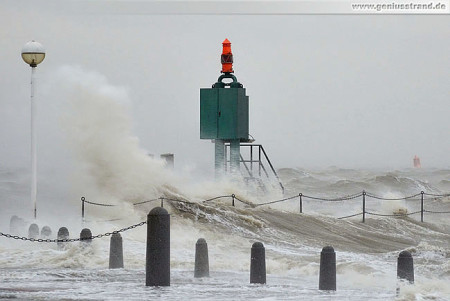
xmin=225 ymin=143 xmax=284 ymax=193
xmin=258 ymin=145 xmax=285 ymax=192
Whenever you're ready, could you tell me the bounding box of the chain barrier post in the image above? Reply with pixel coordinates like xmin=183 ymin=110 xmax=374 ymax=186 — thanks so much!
xmin=146 ymin=207 xmax=170 ymax=287
xmin=81 ymin=197 xmax=85 ymax=223
xmin=250 ymin=242 xmax=266 ymax=284
xmin=80 ymin=228 xmax=92 ymax=246
xmin=109 ymin=232 xmax=124 ymax=269
xmin=41 ymin=226 xmax=52 ymax=237
xmin=57 ymin=227 xmax=69 ymax=250
xmin=397 ymin=250 xmax=414 ymax=284
xmin=420 ymin=191 xmax=424 ymax=223
xmin=299 ymin=193 xmax=303 ymax=214
xmin=319 ymin=246 xmax=336 ymax=291
xmin=194 ymin=238 xmax=210 ymax=278
xmin=28 ymin=223 xmax=39 ymax=239
xmin=1 ymin=220 xmax=148 ymax=244
xmin=9 ymin=215 xmax=23 ymax=235
xmin=362 ymin=191 xmax=366 ymax=223
xmin=232 ymin=194 xmax=235 ymax=207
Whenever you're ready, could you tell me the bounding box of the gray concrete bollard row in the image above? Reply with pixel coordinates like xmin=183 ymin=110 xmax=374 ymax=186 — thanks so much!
xmin=2 ymin=216 xmax=418 ymax=294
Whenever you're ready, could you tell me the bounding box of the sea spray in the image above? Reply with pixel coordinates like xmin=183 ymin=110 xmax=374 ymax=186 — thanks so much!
xmin=46 ymin=66 xmax=284 ymax=224
xmin=56 ymin=66 xmax=171 ymax=205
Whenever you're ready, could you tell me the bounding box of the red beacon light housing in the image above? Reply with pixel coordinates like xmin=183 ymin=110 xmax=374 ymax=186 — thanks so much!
xmin=221 ymin=38 xmax=233 ymax=73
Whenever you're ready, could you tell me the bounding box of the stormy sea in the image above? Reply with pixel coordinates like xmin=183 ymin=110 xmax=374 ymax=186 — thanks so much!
xmin=1 ymin=67 xmax=449 ymax=300
xmin=0 ymin=166 xmax=449 ymax=301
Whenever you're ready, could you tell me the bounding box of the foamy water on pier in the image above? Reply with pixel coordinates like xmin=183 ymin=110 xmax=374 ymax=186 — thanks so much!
xmin=1 ymin=164 xmax=449 ymax=300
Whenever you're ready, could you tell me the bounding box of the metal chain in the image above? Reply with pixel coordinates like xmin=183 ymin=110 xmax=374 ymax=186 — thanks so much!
xmin=302 ymin=192 xmax=363 ymax=202
xmin=232 ymin=195 xmax=255 ymax=206
xmin=163 ymin=197 xmax=196 ymax=205
xmin=133 ymin=199 xmax=160 ymax=206
xmin=203 ymin=195 xmax=233 ymax=202
xmin=82 ymin=197 xmax=116 ymax=207
xmin=0 ymin=221 xmax=147 ymax=243
xmin=365 ymin=193 xmax=422 ymax=201
xmin=4 ymin=188 xmax=448 ymax=244
xmin=423 ymin=210 xmax=450 ymax=214
xmin=83 ymin=197 xmax=161 ymax=207
xmin=337 ymin=212 xmax=364 ymax=219
xmin=365 ymin=211 xmax=421 ymax=217
xmin=423 ymin=192 xmax=450 ymax=197
xmin=82 ymin=191 xmax=449 ymax=208
xmin=255 ymin=195 xmax=299 ymax=207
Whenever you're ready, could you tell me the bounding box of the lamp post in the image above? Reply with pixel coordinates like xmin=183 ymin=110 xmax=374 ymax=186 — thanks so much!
xmin=21 ymin=40 xmax=45 ymax=219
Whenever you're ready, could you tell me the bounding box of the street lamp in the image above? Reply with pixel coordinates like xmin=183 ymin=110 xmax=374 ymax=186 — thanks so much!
xmin=21 ymin=40 xmax=45 ymax=219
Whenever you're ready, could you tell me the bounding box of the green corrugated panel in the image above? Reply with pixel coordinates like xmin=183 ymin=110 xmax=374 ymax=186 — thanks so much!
xmin=218 ymin=89 xmax=237 ymax=139
xmin=200 ymin=87 xmax=249 ymax=140
xmin=237 ymin=93 xmax=249 ymax=138
xmin=200 ymin=89 xmax=218 ymax=139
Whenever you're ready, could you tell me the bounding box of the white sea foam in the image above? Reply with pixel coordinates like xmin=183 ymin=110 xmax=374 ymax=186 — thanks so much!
xmin=54 ymin=66 xmax=171 ymax=204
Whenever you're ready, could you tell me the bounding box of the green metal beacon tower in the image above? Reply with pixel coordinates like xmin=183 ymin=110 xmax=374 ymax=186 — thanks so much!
xmin=200 ymin=39 xmax=249 ymax=178
xmin=200 ymin=39 xmax=284 ymax=193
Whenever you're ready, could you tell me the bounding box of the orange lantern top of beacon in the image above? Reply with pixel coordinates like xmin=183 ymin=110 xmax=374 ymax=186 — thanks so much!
xmin=221 ymin=39 xmax=234 ymax=73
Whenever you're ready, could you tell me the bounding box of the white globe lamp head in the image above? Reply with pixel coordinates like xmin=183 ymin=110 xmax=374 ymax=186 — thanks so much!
xmin=21 ymin=40 xmax=46 ymax=67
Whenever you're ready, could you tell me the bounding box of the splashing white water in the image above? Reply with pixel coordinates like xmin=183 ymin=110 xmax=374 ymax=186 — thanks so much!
xmin=51 ymin=66 xmax=275 ymax=212
xmin=55 ymin=66 xmax=171 ymax=204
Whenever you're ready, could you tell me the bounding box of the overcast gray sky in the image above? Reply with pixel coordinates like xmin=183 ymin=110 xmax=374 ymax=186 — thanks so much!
xmin=1 ymin=1 xmax=449 ymax=179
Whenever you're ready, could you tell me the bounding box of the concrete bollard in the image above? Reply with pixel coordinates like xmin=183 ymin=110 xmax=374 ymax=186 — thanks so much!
xmin=146 ymin=207 xmax=170 ymax=286
xmin=319 ymin=246 xmax=336 ymax=291
xmin=28 ymin=223 xmax=39 ymax=239
xmin=9 ymin=216 xmax=22 ymax=235
xmin=250 ymin=242 xmax=266 ymax=284
xmin=109 ymin=232 xmax=124 ymax=269
xmin=194 ymin=238 xmax=209 ymax=278
xmin=80 ymin=228 xmax=92 ymax=245
xmin=397 ymin=251 xmax=414 ymax=283
xmin=57 ymin=227 xmax=70 ymax=250
xmin=41 ymin=226 xmax=52 ymax=237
